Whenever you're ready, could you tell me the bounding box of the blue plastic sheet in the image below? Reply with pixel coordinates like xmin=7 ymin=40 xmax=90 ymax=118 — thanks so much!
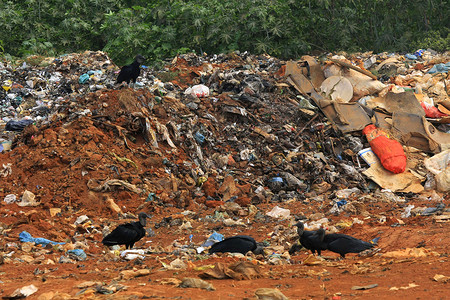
xmin=19 ymin=231 xmax=65 ymax=246
xmin=269 ymin=177 xmax=283 ymax=183
xmin=146 ymin=192 xmax=157 ymax=202
xmin=201 ymin=231 xmax=224 ymax=247
xmin=428 ymin=62 xmax=450 ymax=74
xmin=405 ymin=54 xmax=417 ymax=60
xmin=209 ymin=232 xmax=224 ymax=242
xmin=78 ymin=73 xmax=90 ymax=84
xmin=336 ymin=199 xmax=348 ymax=208
xmin=67 ymin=249 xmax=87 ymax=261
xmin=87 ymin=70 xmax=102 ymax=76
xmin=194 ymin=131 xmax=206 ymax=144
xmin=414 ymin=49 xmax=424 ymax=57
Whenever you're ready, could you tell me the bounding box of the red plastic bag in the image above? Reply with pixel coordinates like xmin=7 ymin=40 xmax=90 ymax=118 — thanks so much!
xmin=421 ymin=101 xmax=447 ymax=118
xmin=363 ymin=125 xmax=406 ymax=173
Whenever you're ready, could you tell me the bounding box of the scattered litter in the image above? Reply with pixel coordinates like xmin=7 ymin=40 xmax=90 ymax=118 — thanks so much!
xmin=185 ymin=84 xmax=210 ymax=97
xmin=19 ymin=231 xmax=65 ymax=246
xmin=0 ymin=163 xmax=12 ymax=177
xmin=200 ymin=261 xmax=262 ymax=280
xmin=161 ymin=258 xmax=187 ymax=270
xmin=120 ymin=269 xmax=151 ymax=279
xmin=351 ymin=283 xmax=378 ymax=290
xmin=3 ymin=194 xmax=17 ymax=204
xmin=432 ymin=274 xmax=450 ymax=283
xmin=67 ymin=249 xmax=87 ymax=261
xmin=424 ymin=150 xmax=450 ymax=192
xmin=17 ymin=190 xmax=39 ymax=207
xmin=266 ymin=206 xmax=290 ymax=219
xmin=120 ymin=249 xmax=145 ymax=260
xmin=389 ymin=283 xmax=419 ymax=291
xmin=401 ymin=205 xmax=415 ymax=218
xmin=6 ymin=284 xmax=38 ymax=298
xmin=383 ymin=248 xmax=440 ymax=258
xmin=255 ymin=288 xmax=289 ymax=300
xmin=0 ymin=49 xmax=449 ymax=297
xmin=303 ymin=254 xmax=324 ymax=266
xmin=179 ymin=278 xmax=215 ymax=291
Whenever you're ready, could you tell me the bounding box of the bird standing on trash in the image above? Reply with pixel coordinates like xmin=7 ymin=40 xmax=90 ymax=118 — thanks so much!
xmin=102 ymin=212 xmax=150 ymax=249
xmin=322 ymin=232 xmax=378 ymax=258
xmin=290 ymin=222 xmax=378 ymax=258
xmin=290 ymin=222 xmax=327 ymax=255
xmin=116 ymin=54 xmax=145 ymax=88
xmin=209 ymin=235 xmax=264 ymax=255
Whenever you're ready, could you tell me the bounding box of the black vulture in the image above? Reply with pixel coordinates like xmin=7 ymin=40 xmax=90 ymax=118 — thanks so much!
xmin=116 ymin=54 xmax=145 ymax=87
xmin=102 ymin=212 xmax=149 ymax=249
xmin=288 ymin=242 xmax=303 ymax=255
xmin=290 ymin=222 xmax=327 ymax=255
xmin=323 ymin=233 xmax=377 ymax=258
xmin=209 ymin=235 xmax=264 ymax=255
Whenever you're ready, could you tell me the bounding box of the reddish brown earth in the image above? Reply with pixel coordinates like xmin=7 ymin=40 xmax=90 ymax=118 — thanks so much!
xmin=1 ymin=196 xmax=448 ymax=299
xmin=0 ymin=55 xmax=449 ymax=300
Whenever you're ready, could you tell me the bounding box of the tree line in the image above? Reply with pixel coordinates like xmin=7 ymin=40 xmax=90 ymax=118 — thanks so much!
xmin=1 ymin=0 xmax=448 ymax=65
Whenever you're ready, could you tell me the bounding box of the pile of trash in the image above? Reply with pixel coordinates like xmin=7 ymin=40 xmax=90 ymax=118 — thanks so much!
xmin=1 ymin=48 xmax=449 ymax=298
xmin=0 ymin=49 xmax=449 ymax=238
xmin=1 ymin=49 xmax=449 ymax=210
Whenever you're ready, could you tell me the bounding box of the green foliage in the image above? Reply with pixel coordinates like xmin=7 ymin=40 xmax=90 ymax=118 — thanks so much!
xmin=415 ymin=30 xmax=450 ymax=53
xmin=0 ymin=0 xmax=123 ymax=57
xmin=0 ymin=40 xmax=4 ymax=56
xmin=21 ymin=38 xmax=55 ymax=56
xmin=0 ymin=0 xmax=448 ymax=64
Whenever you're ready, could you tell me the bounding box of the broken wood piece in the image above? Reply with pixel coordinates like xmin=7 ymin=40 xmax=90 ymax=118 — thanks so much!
xmin=329 ymin=58 xmax=378 ymax=80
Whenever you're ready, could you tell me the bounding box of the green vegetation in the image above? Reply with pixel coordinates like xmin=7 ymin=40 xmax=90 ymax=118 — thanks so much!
xmin=1 ymin=0 xmax=448 ymax=65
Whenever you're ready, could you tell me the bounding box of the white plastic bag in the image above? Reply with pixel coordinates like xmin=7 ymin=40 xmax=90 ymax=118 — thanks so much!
xmin=185 ymin=84 xmax=210 ymax=97
xmin=424 ymin=150 xmax=450 ymax=192
xmin=266 ymin=206 xmax=290 ymax=219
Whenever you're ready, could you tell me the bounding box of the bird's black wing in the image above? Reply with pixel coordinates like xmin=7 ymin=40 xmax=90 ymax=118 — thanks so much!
xmin=325 ymin=234 xmax=373 ymax=257
xmin=102 ymin=222 xmax=140 ymax=246
xmin=289 ymin=242 xmax=303 ymax=255
xmin=299 ymin=233 xmax=315 ymax=252
xmin=130 ymin=66 xmax=141 ymax=83
xmin=300 ymin=229 xmax=327 ymax=254
xmin=209 ymin=235 xmax=256 ymax=254
xmin=116 ymin=65 xmax=133 ymax=84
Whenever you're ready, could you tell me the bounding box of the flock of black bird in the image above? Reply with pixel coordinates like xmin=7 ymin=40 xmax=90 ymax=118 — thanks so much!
xmin=104 ymin=55 xmax=379 ymax=258
xmin=101 ymin=212 xmax=377 ymax=259
xmin=289 ymin=222 xmax=378 ymax=258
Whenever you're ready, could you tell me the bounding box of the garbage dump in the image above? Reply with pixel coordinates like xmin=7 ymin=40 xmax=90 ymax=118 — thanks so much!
xmin=0 ymin=50 xmax=449 ymax=299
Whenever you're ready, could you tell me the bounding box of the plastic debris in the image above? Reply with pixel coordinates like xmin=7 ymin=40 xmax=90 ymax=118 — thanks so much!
xmin=19 ymin=231 xmax=65 ymax=246
xmin=427 ymin=62 xmax=450 ymax=74
xmin=424 ymin=150 xmax=450 ymax=192
xmin=179 ymin=277 xmax=215 ymax=291
xmin=0 ymin=49 xmax=449 ymax=297
xmin=363 ymin=125 xmax=406 ymax=174
xmin=3 ymin=194 xmax=17 ymax=204
xmin=7 ymin=284 xmax=38 ymax=298
xmin=67 ymin=249 xmax=87 ymax=261
xmin=5 ymin=119 xmax=34 ymax=131
xmin=17 ymin=190 xmax=39 ymax=207
xmin=351 ymin=284 xmax=378 ymax=290
xmin=255 ymin=288 xmax=289 ymax=300
xmin=266 ymin=206 xmax=290 ymax=219
xmin=185 ymin=84 xmax=210 ymax=97
xmin=401 ymin=204 xmax=415 ymax=218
